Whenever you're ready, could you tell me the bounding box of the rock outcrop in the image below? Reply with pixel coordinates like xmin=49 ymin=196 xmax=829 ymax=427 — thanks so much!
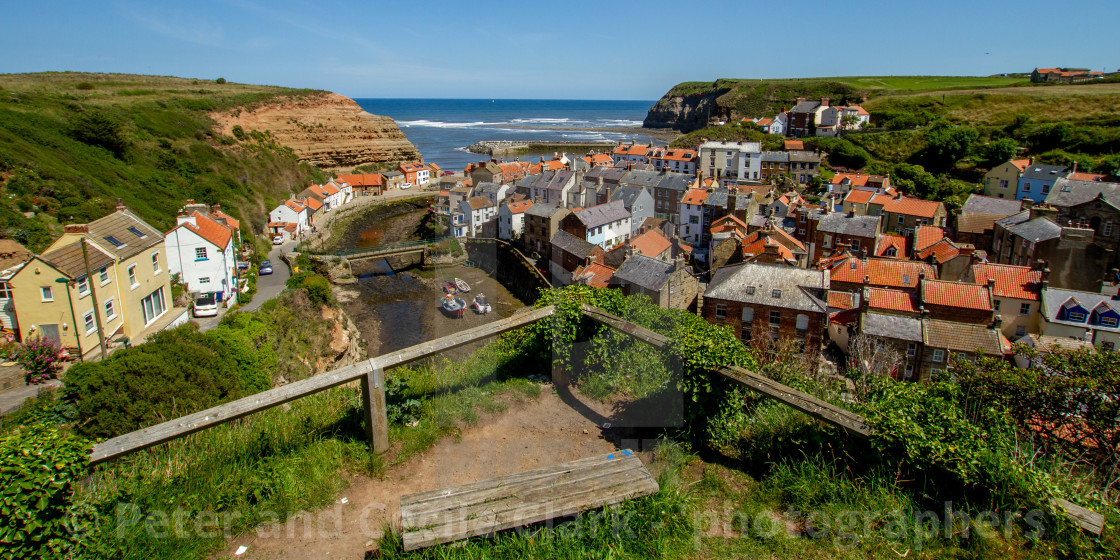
xmin=643 ymin=88 xmax=729 ymax=132
xmin=211 ymin=92 xmax=421 ymax=172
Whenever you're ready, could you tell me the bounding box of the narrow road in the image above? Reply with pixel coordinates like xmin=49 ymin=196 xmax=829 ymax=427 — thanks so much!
xmin=241 ymin=240 xmax=296 ymax=312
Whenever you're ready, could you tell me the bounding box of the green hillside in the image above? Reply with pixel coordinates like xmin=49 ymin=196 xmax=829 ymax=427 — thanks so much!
xmin=0 ymin=72 xmax=329 ymax=251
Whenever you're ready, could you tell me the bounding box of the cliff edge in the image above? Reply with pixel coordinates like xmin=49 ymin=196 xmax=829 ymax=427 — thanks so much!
xmin=211 ymin=92 xmax=421 ymax=172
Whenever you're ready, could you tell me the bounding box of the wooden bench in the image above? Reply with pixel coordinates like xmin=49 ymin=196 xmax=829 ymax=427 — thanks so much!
xmin=399 ymin=450 xmax=659 ymax=551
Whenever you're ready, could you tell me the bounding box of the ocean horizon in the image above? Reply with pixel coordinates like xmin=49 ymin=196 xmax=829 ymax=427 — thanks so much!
xmin=353 ymin=98 xmax=661 ymax=172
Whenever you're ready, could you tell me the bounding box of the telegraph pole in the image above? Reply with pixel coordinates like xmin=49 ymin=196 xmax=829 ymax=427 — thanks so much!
xmin=80 ymin=238 xmax=108 ymax=360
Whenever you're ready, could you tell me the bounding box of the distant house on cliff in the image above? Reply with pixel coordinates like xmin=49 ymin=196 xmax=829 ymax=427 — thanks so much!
xmin=398 ymin=162 xmax=430 ymax=186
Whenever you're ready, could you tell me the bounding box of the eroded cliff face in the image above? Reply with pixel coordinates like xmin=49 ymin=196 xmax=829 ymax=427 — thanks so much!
xmin=211 ymin=92 xmax=421 ymax=172
xmin=642 ymin=89 xmax=728 ymax=132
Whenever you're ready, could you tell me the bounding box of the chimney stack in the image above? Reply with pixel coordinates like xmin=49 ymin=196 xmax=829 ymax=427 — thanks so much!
xmin=116 ymin=198 xmax=127 ymax=212
xmin=64 ymin=224 xmax=89 ymax=234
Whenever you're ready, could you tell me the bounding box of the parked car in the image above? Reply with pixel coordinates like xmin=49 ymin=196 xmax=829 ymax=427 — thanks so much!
xmin=259 ymin=259 xmax=273 ymax=275
xmin=272 ymin=235 xmax=284 ymax=245
xmin=401 ymin=182 xmax=412 ymax=189
xmin=193 ymin=292 xmax=218 ymax=318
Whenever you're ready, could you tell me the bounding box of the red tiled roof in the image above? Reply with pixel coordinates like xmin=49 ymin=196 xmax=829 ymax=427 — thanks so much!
xmin=919 ymin=239 xmax=962 ymax=262
xmin=875 ymin=233 xmax=908 ymax=258
xmin=710 ymin=214 xmax=748 ymax=235
xmin=914 ymin=225 xmax=948 ymax=253
xmin=660 ymin=149 xmax=696 ymax=162
xmin=830 ymin=308 xmax=861 ymax=326
xmin=398 ymin=162 xmax=427 ymax=173
xmin=828 ymin=291 xmax=857 ymax=310
xmin=971 ymin=263 xmax=1042 ymax=301
xmin=868 ymin=287 xmax=919 ymax=313
xmin=831 ymin=173 xmax=872 ymax=187
xmin=574 ymin=262 xmax=616 ymax=288
xmin=756 ymin=118 xmax=774 ymax=126
xmin=285 ymin=199 xmax=306 ymax=213
xmin=844 ymin=189 xmax=875 ymax=205
xmin=304 ymin=198 xmax=323 ymax=211
xmin=210 ymin=210 xmax=240 ymax=230
xmin=872 ymin=194 xmax=942 ymax=219
xmin=829 ymin=258 xmax=936 ymax=289
xmin=784 ymin=140 xmax=805 ymax=151
xmin=1069 ymin=172 xmax=1105 ymax=182
xmin=742 ymin=237 xmax=794 ymax=262
xmin=629 ymin=229 xmax=671 ymax=258
xmin=179 ymin=212 xmax=233 ymax=249
xmin=1010 ymin=158 xmax=1031 ymax=171
xmin=922 ymin=279 xmax=991 ymax=310
xmin=335 ymin=174 xmax=383 ymax=187
xmin=438 ymin=190 xmax=450 ymax=197
xmin=681 ymin=188 xmax=708 ymax=206
xmin=506 ymin=199 xmax=534 ymax=214
xmin=321 ymin=183 xmax=340 ymax=195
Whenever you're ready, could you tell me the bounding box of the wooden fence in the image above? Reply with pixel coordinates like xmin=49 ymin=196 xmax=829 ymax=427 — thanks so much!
xmin=86 ymin=303 xmax=1101 ymax=534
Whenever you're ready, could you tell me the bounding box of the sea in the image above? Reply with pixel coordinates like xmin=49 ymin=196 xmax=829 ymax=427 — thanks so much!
xmin=352 ymin=99 xmax=659 ymax=172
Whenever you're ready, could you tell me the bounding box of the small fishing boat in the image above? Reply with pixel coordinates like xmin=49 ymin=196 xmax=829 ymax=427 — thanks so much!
xmin=443 ymin=280 xmax=457 ymax=294
xmin=455 ymin=278 xmax=471 ymax=292
xmin=441 ymin=294 xmax=467 ymax=317
xmin=471 ymin=293 xmax=491 ymax=314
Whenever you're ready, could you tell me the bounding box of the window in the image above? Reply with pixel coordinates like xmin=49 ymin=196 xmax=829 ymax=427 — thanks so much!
xmin=1101 ymin=317 xmax=1119 ymax=328
xmin=83 ymin=311 xmax=95 ymax=334
xmin=932 ymin=349 xmax=944 ymax=363
xmin=823 ymin=235 xmax=832 ymax=248
xmin=850 ymin=239 xmax=860 ymax=251
xmin=769 ymin=310 xmax=781 ymax=326
xmin=906 ymin=343 xmax=916 ymax=357
xmin=1015 ymin=325 xmax=1028 ymax=337
xmin=152 ymin=252 xmax=161 ymax=274
xmin=141 ymin=287 xmax=166 ymax=325
xmin=904 ymin=364 xmax=914 ymax=379
xmin=715 ymin=304 xmax=727 ymax=321
xmin=127 ymin=226 xmax=147 ymax=239
xmin=993 ymin=299 xmax=1001 ymax=311
xmin=772 ymin=289 xmax=782 ymax=298
xmin=1105 ymin=222 xmax=1113 ymax=237
xmin=77 ymin=276 xmax=90 ymax=296
xmin=41 ymin=286 xmax=53 ymax=302
xmin=104 ymin=298 xmax=116 ymax=320
xmin=885 ymin=247 xmax=897 ymax=257
xmin=0 ymin=283 xmax=9 ymax=299
xmin=897 ymin=216 xmax=904 ymax=225
xmin=1068 ymin=312 xmax=1086 ymax=322
xmin=1019 ymin=303 xmax=1031 ymax=316
xmin=104 ymin=235 xmax=125 ymax=248
xmin=742 ymin=307 xmax=754 ymax=322
xmin=745 ymin=286 xmax=755 ymax=295
xmin=99 ymin=266 xmax=109 ymax=285
xmin=195 ymin=247 xmax=208 ymax=260
xmin=795 ymin=314 xmax=809 ymax=331
xmin=128 ymin=265 xmax=138 ymax=288
xmin=1023 ymin=182 xmax=1031 ymax=192
xmin=740 ymin=323 xmax=752 ymax=344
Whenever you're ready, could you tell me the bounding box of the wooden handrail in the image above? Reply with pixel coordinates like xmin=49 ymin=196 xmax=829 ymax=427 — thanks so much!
xmin=89 ymin=305 xmax=555 ymax=465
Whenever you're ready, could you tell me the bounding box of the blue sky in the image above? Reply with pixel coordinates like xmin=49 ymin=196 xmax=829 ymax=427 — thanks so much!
xmin=2 ymin=0 xmax=1117 ymax=100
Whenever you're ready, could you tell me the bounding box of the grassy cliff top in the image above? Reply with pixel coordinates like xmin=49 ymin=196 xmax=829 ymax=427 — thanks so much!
xmin=666 ymin=75 xmax=1030 ymax=98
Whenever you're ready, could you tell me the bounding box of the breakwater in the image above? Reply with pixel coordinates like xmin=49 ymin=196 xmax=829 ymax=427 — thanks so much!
xmin=466 ymin=140 xmax=616 ymax=157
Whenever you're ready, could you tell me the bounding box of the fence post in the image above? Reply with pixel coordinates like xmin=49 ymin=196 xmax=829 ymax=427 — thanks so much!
xmin=362 ymin=362 xmax=390 ymax=453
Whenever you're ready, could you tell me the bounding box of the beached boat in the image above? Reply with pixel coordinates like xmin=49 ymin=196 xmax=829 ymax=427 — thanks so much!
xmin=471 ymin=294 xmax=491 ymax=314
xmin=441 ymin=294 xmax=467 ymax=317
xmin=455 ymin=278 xmax=471 ymax=292
xmin=443 ymin=280 xmax=457 ymax=294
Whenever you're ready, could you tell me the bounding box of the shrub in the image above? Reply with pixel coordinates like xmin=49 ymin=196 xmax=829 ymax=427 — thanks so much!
xmin=286 ymin=271 xmax=332 ymax=305
xmin=0 ymin=424 xmax=92 ymax=559
xmin=215 ymin=77 xmax=226 ymax=84
xmin=74 ymin=82 xmax=94 ymax=90
xmin=69 ymin=109 xmax=130 ymax=159
xmin=807 ymin=137 xmax=872 ymax=170
xmin=231 ymin=124 xmax=246 ymax=141
xmin=14 ymin=336 xmax=63 ymax=384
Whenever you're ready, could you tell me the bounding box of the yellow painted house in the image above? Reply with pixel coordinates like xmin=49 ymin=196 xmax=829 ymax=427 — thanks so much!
xmin=43 ymin=204 xmax=183 ymax=350
xmin=7 ymin=242 xmax=123 ymax=358
xmin=983 ymin=159 xmax=1031 ymax=199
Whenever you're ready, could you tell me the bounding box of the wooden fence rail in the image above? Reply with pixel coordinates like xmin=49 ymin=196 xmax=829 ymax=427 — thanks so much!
xmin=84 ymin=301 xmax=1102 ymax=535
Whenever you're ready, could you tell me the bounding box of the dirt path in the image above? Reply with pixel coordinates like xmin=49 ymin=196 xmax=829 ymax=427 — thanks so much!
xmin=220 ymin=386 xmax=643 ymax=559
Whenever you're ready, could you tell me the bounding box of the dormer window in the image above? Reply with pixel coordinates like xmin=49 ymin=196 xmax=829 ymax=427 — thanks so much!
xmin=745 ymin=286 xmax=755 ymax=295
xmin=772 ymin=289 xmax=782 ymax=298
xmin=1068 ymin=311 xmax=1087 ymax=322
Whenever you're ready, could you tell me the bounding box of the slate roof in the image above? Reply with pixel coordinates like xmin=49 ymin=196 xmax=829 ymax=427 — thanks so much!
xmin=761 ymin=151 xmax=789 ymax=163
xmin=791 ymin=100 xmax=822 ymax=113
xmin=862 ymin=312 xmax=923 ymax=342
xmin=619 ymin=170 xmax=692 ymax=193
xmin=705 ymin=262 xmax=828 ymax=313
xmin=1045 ymin=178 xmax=1120 ymax=208
xmin=82 ymin=209 xmax=164 ymax=260
xmin=474 ymin=182 xmax=504 ymax=196
xmin=609 ymin=186 xmax=647 ymax=210
xmin=525 ymin=202 xmax=562 ymax=219
xmin=1007 ymin=217 xmax=1062 ymax=242
xmin=1020 ymin=164 xmax=1070 ymax=182
xmin=574 ymin=200 xmax=630 ymax=229
xmin=551 ymin=230 xmax=599 ymax=259
xmin=962 ymin=194 xmax=1023 ymax=216
xmin=704 ymin=188 xmax=730 ymax=209
xmin=1041 ymin=288 xmax=1120 ymax=331
xmin=971 ymin=264 xmax=1042 ymax=301
xmin=612 ymin=254 xmax=674 ymax=291
xmin=585 ymin=166 xmax=627 ymax=183
xmin=923 ymin=319 xmax=1010 ymax=355
xmin=41 ymin=242 xmax=115 ymax=280
xmin=816 ymin=212 xmax=879 ymax=236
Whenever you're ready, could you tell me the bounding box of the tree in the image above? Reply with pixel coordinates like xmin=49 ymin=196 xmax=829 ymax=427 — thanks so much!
xmin=69 ymin=109 xmax=130 ymax=159
xmin=982 ymin=138 xmax=1018 ymax=167
xmin=846 ymin=333 xmax=904 ymax=403
xmin=913 ymin=120 xmax=979 ymax=173
xmin=810 ymin=137 xmax=871 ymax=170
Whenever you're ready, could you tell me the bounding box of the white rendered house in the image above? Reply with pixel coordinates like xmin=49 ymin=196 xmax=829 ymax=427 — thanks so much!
xmin=165 ymin=211 xmax=238 ymax=303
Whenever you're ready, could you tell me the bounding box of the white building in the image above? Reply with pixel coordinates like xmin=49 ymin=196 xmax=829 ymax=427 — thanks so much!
xmin=474 ymin=182 xmax=511 ymax=206
xmin=166 ymin=211 xmax=238 ymax=303
xmin=699 ymin=141 xmax=762 ymax=183
xmin=498 ymin=199 xmax=534 ymax=241
xmin=570 ymin=200 xmax=631 ymax=249
xmin=678 ymin=188 xmax=707 ymax=245
xmin=268 ymin=199 xmax=309 ymax=240
xmin=453 ymin=197 xmax=497 ymax=237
